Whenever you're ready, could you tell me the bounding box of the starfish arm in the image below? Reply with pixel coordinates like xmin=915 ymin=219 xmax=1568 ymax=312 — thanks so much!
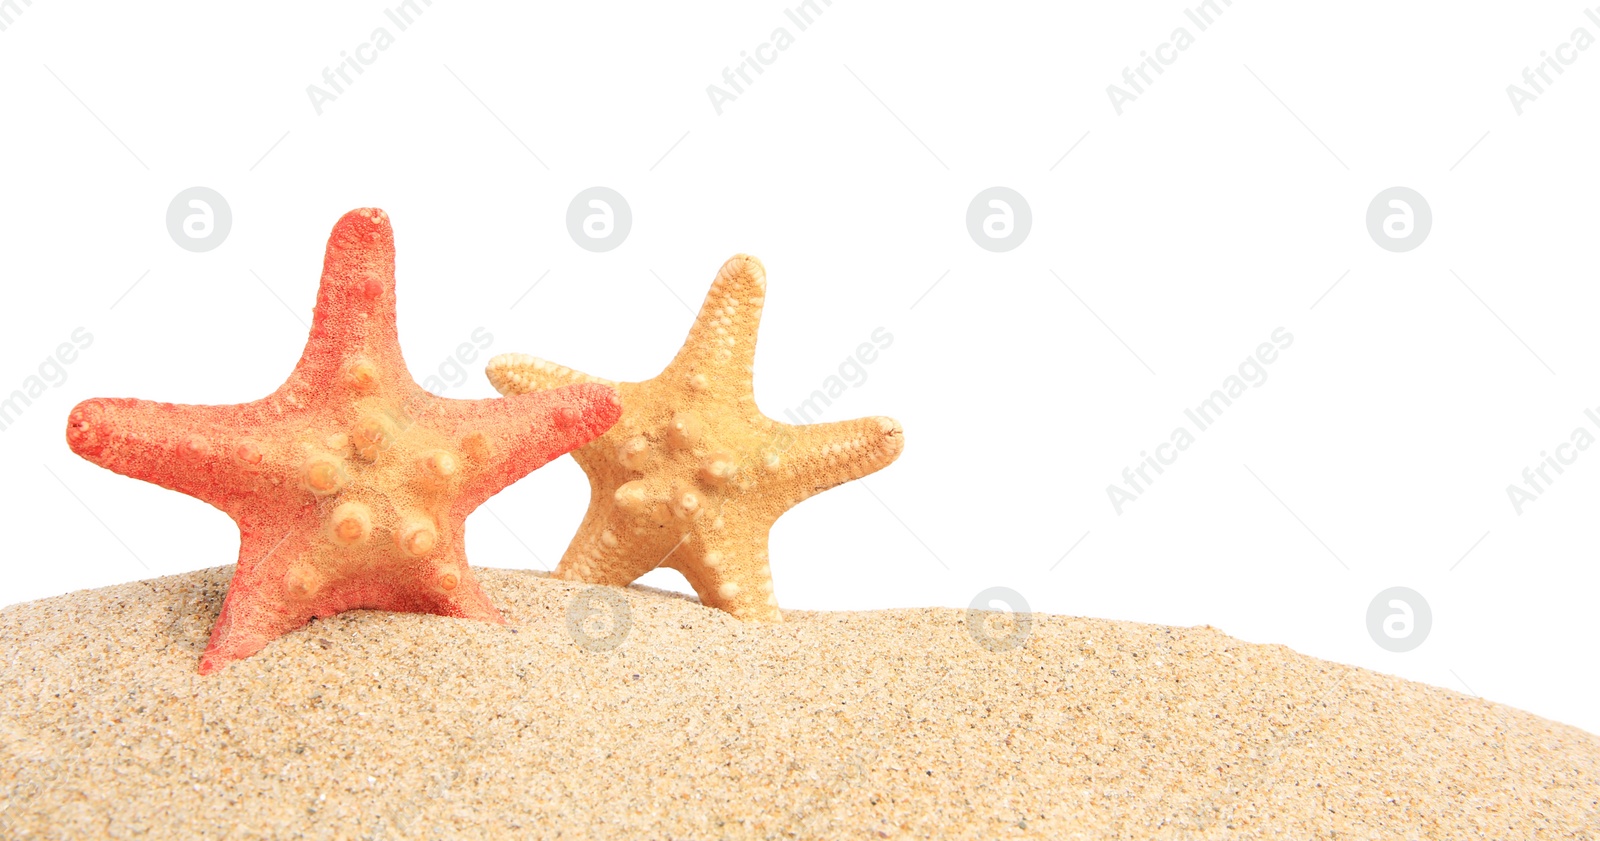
xmin=484 ymin=353 xmax=613 ymax=396
xmin=660 ymin=254 xmax=767 ymax=389
xmin=428 ymin=563 xmax=507 ymax=623
xmin=198 ymin=521 xmax=323 ymax=674
xmin=288 ymin=208 xmax=407 ymax=387
xmin=199 ymin=523 xmax=507 ymax=674
xmin=666 ymin=524 xmax=782 ymax=622
xmin=65 ymin=397 xmax=279 ymax=513
xmin=554 ymin=498 xmax=695 ymax=588
xmin=432 ymin=383 xmax=622 ymax=510
xmin=764 ymin=415 xmax=906 ymax=508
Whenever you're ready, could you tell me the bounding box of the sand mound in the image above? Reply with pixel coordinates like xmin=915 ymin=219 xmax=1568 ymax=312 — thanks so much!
xmin=1 ymin=568 xmax=1596 ymax=839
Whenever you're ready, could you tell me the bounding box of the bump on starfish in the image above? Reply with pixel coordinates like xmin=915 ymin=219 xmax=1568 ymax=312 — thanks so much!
xmin=66 ymin=208 xmax=622 ymax=673
xmin=486 ymin=254 xmax=905 ymax=622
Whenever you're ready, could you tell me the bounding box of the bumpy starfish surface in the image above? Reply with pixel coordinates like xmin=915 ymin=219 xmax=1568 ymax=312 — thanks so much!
xmin=66 ymin=209 xmax=621 ymax=673
xmin=485 ymin=255 xmax=904 ymax=621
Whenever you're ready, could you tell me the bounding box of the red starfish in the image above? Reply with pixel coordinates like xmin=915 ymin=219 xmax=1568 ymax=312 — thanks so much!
xmin=65 ymin=208 xmax=621 ymax=674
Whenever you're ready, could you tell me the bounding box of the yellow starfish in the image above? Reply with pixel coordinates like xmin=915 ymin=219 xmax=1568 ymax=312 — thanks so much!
xmin=486 ymin=255 xmax=904 ymax=621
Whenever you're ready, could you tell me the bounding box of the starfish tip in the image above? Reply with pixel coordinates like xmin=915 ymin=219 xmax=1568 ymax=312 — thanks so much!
xmin=326 ymin=207 xmax=394 ymax=263
xmin=335 ymin=206 xmax=392 ymax=233
xmin=64 ymin=398 xmax=113 ymax=460
xmin=876 ymin=416 xmax=906 ymax=453
xmin=322 ymin=208 xmax=396 ymax=275
xmin=483 ymin=352 xmax=539 ymax=396
xmin=718 ymin=253 xmax=766 ymax=290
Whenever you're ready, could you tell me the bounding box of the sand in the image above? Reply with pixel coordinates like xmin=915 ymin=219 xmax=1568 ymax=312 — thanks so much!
xmin=1 ymin=567 xmax=1596 ymax=840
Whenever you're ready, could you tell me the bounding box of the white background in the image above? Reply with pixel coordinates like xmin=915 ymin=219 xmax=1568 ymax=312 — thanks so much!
xmin=2 ymin=2 xmax=1597 ymax=734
